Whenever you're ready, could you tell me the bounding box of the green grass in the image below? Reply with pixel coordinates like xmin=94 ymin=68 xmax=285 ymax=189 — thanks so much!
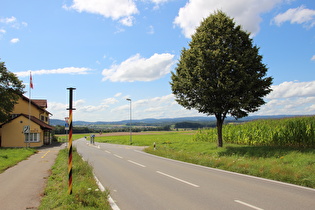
xmin=39 ymin=148 xmax=111 ymax=210
xmin=96 ymin=131 xmax=194 ymax=146
xmin=93 ymin=130 xmax=315 ymax=188
xmin=0 ymin=148 xmax=36 ymax=173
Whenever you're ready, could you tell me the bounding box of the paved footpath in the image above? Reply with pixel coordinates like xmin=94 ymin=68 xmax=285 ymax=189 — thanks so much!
xmin=0 ymin=144 xmax=63 ymax=210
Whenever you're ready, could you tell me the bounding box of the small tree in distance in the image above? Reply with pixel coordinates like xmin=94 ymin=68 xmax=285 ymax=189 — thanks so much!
xmin=170 ymin=11 xmax=273 ymax=147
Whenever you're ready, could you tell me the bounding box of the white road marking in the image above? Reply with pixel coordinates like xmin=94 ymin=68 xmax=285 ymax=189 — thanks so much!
xmin=114 ymin=154 xmax=123 ymax=159
xmin=105 ymin=150 xmax=111 ymax=154
xmin=94 ymin=174 xmax=120 ymax=210
xmin=156 ymin=171 xmax=199 ymax=188
xmin=128 ymin=160 xmax=146 ymax=168
xmin=108 ymin=196 xmax=120 ymax=210
xmin=234 ymin=200 xmax=264 ymax=210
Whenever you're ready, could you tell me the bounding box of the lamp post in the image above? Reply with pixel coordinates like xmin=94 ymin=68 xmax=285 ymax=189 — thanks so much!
xmin=126 ymin=98 xmax=132 ymax=145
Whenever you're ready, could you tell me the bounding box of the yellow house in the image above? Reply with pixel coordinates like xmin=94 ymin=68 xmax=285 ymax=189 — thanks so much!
xmin=0 ymin=95 xmax=53 ymax=147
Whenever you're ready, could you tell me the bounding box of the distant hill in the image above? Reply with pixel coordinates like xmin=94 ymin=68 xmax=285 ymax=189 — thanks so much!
xmin=50 ymin=115 xmax=305 ymax=126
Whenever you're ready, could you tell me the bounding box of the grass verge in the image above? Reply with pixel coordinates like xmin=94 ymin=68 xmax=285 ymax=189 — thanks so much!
xmin=39 ymin=148 xmax=111 ymax=210
xmin=0 ymin=148 xmax=36 ymax=173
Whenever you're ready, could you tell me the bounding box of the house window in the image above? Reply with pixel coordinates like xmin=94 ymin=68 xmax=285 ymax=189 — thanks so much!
xmin=25 ymin=133 xmax=40 ymax=142
xmin=41 ymin=115 xmax=45 ymax=121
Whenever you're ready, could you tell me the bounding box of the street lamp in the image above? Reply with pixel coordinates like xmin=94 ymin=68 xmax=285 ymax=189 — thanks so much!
xmin=126 ymin=98 xmax=132 ymax=144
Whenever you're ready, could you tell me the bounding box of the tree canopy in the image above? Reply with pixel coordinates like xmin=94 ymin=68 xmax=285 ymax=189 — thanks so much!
xmin=0 ymin=61 xmax=25 ymax=123
xmin=170 ymin=11 xmax=273 ymax=147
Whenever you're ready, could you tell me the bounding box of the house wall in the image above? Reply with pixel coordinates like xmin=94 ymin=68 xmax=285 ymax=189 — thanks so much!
xmin=1 ymin=116 xmax=44 ymax=147
xmin=12 ymin=98 xmax=50 ymax=124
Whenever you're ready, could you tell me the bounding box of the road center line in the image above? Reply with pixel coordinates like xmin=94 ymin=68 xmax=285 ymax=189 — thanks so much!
xmin=156 ymin=171 xmax=199 ymax=188
xmin=114 ymin=154 xmax=123 ymax=159
xmin=128 ymin=160 xmax=146 ymax=167
xmin=234 ymin=200 xmax=264 ymax=210
xmin=41 ymin=150 xmax=50 ymax=158
xmin=105 ymin=150 xmax=111 ymax=154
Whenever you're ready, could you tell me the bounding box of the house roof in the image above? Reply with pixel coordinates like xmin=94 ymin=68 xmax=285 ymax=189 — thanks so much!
xmin=21 ymin=95 xmax=52 ymax=115
xmin=32 ymin=99 xmax=47 ymax=108
xmin=0 ymin=114 xmax=54 ymax=130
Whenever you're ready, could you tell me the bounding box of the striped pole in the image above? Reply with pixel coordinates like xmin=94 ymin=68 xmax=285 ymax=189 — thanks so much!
xmin=67 ymin=87 xmax=76 ymax=195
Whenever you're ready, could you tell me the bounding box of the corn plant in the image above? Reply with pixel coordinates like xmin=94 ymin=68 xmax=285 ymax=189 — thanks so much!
xmin=194 ymin=116 xmax=315 ymax=148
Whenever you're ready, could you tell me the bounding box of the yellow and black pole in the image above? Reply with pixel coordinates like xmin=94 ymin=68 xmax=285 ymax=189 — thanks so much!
xmin=67 ymin=87 xmax=76 ymax=195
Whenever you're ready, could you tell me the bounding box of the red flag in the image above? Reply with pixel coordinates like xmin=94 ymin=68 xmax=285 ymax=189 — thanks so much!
xmin=30 ymin=72 xmax=33 ymax=89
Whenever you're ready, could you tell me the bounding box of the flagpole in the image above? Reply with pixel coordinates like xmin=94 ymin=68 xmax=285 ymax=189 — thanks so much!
xmin=28 ymin=71 xmax=32 ymax=148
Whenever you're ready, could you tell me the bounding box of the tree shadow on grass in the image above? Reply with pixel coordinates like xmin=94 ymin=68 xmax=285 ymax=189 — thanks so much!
xmin=218 ymin=145 xmax=315 ymax=158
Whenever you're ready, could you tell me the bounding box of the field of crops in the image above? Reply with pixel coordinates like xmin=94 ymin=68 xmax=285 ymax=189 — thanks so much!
xmin=194 ymin=116 xmax=315 ymax=148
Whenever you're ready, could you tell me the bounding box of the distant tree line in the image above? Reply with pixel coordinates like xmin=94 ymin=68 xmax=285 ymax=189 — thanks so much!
xmin=53 ymin=124 xmax=172 ymax=134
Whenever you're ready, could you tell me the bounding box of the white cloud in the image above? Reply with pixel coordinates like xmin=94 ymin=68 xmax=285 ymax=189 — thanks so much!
xmin=119 ymin=16 xmax=135 ymax=26
xmin=111 ymin=94 xmax=203 ymax=120
xmin=0 ymin=16 xmax=17 ymax=24
xmin=48 ymin=101 xmax=68 ymax=120
xmin=267 ymin=81 xmax=315 ymax=99
xmin=80 ymin=104 xmax=109 ymax=113
xmin=102 ymin=53 xmax=175 ymax=82
xmin=254 ymin=80 xmax=315 ymax=116
xmin=273 ymin=5 xmax=315 ymax=28
xmin=147 ymin=25 xmax=155 ymax=34
xmin=174 ymin=0 xmax=283 ymax=38
xmin=64 ymin=0 xmax=139 ymax=26
xmin=102 ymin=98 xmax=119 ymax=105
xmin=0 ymin=29 xmax=6 ymax=34
xmin=15 ymin=67 xmax=92 ymax=77
xmin=311 ymin=55 xmax=315 ymax=61
xmin=150 ymin=0 xmax=170 ymax=4
xmin=0 ymin=16 xmax=27 ymax=29
xmin=114 ymin=92 xmax=122 ymax=97
xmin=150 ymin=0 xmax=171 ymax=10
xmin=256 ymin=96 xmax=315 ymax=116
xmin=10 ymin=38 xmax=19 ymax=43
xmin=50 ymin=97 xmax=121 ymax=121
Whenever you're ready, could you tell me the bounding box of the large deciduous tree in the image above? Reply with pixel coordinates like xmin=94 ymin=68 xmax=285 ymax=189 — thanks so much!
xmin=171 ymin=11 xmax=273 ymax=147
xmin=0 ymin=61 xmax=25 ymax=123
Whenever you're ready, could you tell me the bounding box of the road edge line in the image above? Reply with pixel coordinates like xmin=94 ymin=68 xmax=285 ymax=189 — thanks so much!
xmin=93 ymin=173 xmax=120 ymax=210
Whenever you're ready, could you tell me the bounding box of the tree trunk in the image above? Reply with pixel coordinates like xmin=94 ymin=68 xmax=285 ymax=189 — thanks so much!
xmin=215 ymin=114 xmax=225 ymax=147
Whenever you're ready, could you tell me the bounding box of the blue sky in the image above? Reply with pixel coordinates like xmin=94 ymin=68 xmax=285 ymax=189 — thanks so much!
xmin=1 ymin=0 xmax=315 ymax=122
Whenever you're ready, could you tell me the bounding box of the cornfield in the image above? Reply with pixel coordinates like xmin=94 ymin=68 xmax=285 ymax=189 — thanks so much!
xmin=193 ymin=116 xmax=315 ymax=148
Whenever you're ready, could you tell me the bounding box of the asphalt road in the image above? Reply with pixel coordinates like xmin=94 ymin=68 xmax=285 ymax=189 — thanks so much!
xmin=74 ymin=138 xmax=315 ymax=210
